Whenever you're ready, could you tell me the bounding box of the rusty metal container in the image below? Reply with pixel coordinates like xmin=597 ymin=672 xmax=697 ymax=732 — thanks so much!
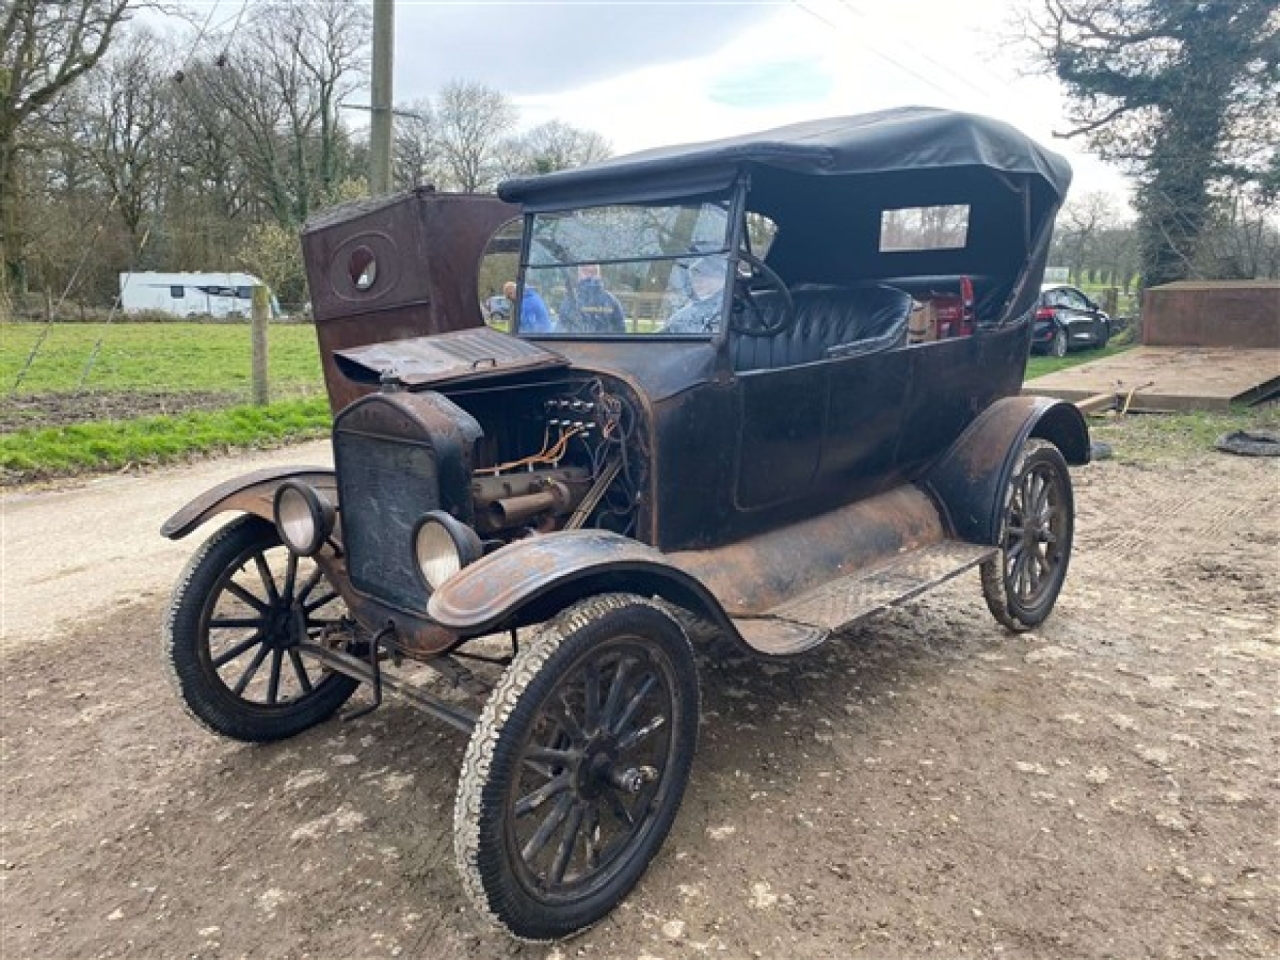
xmin=301 ymin=187 xmax=519 ymax=411
xmin=1141 ymin=280 xmax=1280 ymax=349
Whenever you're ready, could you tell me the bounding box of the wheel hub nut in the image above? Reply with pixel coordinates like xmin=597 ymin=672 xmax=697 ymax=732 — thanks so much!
xmin=610 ymin=765 xmax=657 ymax=794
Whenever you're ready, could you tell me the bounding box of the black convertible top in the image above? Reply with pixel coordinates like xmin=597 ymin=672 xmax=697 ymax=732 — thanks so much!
xmin=499 ymin=106 xmax=1071 ymax=210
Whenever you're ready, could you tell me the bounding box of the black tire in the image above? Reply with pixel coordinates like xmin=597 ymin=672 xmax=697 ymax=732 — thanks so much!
xmin=1215 ymin=430 xmax=1280 ymax=457
xmin=981 ymin=439 xmax=1075 ymax=632
xmin=455 ymin=593 xmax=699 ymax=941
xmin=164 ymin=515 xmax=359 ymax=742
xmin=1096 ymin=321 xmax=1110 ymax=349
xmin=1050 ymin=327 xmax=1068 ymax=358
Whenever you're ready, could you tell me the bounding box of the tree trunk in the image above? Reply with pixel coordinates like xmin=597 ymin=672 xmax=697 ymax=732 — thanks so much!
xmin=0 ymin=130 xmax=28 ymax=297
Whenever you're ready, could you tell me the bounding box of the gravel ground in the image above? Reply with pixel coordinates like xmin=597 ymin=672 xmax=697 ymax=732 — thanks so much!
xmin=1 ymin=434 xmax=1276 ymax=960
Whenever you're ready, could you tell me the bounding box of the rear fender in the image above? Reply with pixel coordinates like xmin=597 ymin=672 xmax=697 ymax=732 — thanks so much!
xmin=427 ymin=529 xmax=739 ymax=641
xmin=160 ymin=466 xmax=335 ymax=540
xmin=922 ymin=396 xmax=1089 ymax=546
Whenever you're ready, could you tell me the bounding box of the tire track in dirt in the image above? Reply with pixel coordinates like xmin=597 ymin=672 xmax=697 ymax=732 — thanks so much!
xmin=1080 ymin=462 xmax=1276 ymax=581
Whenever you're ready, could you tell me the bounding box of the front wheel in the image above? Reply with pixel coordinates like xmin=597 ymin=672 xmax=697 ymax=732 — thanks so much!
xmin=164 ymin=515 xmax=359 ymax=742
xmin=981 ymin=439 xmax=1075 ymax=632
xmin=454 ymin=594 xmax=699 ymax=940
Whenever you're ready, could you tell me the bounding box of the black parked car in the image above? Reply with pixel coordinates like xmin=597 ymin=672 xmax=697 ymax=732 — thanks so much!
xmin=1031 ymin=283 xmax=1112 ymax=356
xmin=160 ymin=107 xmax=1088 ymax=940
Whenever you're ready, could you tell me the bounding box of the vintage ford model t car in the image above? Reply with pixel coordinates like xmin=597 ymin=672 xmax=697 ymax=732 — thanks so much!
xmin=161 ymin=107 xmax=1087 ymax=940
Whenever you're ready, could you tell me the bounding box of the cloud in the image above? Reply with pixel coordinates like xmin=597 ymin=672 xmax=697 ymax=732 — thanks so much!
xmin=394 ymin=1 xmax=778 ymax=98
xmin=707 ymin=60 xmax=834 ymax=109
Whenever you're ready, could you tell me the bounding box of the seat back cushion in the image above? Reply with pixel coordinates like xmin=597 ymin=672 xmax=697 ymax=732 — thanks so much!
xmin=732 ymin=284 xmax=913 ymax=372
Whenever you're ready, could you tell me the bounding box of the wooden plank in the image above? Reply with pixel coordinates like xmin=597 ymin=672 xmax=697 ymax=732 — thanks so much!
xmin=1074 ymin=392 xmax=1116 ymax=414
xmin=1026 ymin=347 xmax=1280 ymax=412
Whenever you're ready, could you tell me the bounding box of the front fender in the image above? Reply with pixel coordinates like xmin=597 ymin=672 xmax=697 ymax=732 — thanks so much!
xmin=160 ymin=466 xmax=335 ymax=540
xmin=922 ymin=396 xmax=1089 ymax=546
xmin=427 ymin=529 xmax=735 ymax=637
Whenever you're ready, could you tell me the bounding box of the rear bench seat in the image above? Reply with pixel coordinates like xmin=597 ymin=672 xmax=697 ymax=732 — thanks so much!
xmin=731 ymin=284 xmax=913 ymax=372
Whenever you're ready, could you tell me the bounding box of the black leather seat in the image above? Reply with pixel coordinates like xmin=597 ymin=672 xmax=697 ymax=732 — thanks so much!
xmin=731 ymin=284 xmax=913 ymax=372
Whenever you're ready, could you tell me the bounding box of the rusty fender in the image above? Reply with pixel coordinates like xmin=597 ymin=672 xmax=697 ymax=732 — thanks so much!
xmin=922 ymin=396 xmax=1090 ymax=546
xmin=427 ymin=529 xmax=736 ymax=639
xmin=160 ymin=466 xmax=335 ymax=540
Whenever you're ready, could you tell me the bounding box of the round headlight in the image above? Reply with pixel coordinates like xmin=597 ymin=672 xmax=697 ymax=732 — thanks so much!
xmin=413 ymin=511 xmax=482 ymax=590
xmin=273 ymin=481 xmax=335 ymax=556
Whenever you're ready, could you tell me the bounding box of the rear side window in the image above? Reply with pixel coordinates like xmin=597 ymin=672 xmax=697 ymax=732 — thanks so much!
xmin=879 ymin=204 xmax=970 ymax=251
xmin=170 ymin=285 xmax=184 ymax=298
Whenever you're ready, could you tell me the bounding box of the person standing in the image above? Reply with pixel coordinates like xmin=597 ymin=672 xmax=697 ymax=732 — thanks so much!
xmin=558 ymin=264 xmax=626 ymax=333
xmin=505 ymin=280 xmax=552 ymax=333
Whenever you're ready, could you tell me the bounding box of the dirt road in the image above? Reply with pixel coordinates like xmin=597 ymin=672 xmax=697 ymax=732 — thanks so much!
xmin=1 ymin=439 xmax=1276 ymax=959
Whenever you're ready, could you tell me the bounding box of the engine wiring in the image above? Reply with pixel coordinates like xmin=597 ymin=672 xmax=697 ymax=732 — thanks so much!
xmin=475 ymin=424 xmax=586 ymax=475
xmin=473 ymin=377 xmax=646 ymax=536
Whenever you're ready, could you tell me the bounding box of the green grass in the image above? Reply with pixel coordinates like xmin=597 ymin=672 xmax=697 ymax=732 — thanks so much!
xmin=0 ymin=396 xmax=332 ymax=480
xmin=1 ymin=321 xmax=322 ymax=395
xmin=1025 ymin=342 xmax=1132 ymax=380
xmin=1090 ymin=404 xmax=1279 ymax=463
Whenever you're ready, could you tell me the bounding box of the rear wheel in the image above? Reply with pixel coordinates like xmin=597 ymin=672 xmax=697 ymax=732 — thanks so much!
xmin=164 ymin=515 xmax=358 ymax=742
xmin=981 ymin=440 xmax=1075 ymax=632
xmin=1050 ymin=327 xmax=1068 ymax=357
xmin=455 ymin=594 xmax=699 ymax=940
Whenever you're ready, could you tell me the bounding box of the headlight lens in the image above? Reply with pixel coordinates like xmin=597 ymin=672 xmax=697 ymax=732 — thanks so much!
xmin=413 ymin=511 xmax=482 ymax=590
xmin=273 ymin=482 xmax=335 ymax=556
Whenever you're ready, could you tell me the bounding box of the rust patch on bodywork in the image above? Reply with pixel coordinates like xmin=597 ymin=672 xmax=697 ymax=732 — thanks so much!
xmin=670 ymin=484 xmax=945 ymax=617
xmin=428 ymin=486 xmax=946 ymax=633
xmin=160 ymin=466 xmax=335 ymax=540
xmin=428 ymin=530 xmax=673 ymax=630
xmin=301 ymin=189 xmax=519 ymax=413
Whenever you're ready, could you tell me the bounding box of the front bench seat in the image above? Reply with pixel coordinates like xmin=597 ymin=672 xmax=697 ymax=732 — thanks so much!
xmin=731 ymin=284 xmax=913 ymax=372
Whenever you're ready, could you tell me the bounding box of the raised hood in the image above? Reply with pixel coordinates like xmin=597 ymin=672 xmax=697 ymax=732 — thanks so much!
xmin=334 ymin=326 xmax=569 ymax=389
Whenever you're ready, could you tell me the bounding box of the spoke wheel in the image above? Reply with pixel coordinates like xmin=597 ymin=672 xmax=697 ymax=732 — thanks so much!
xmin=981 ymin=439 xmax=1075 ymax=631
xmin=455 ymin=593 xmax=699 ymax=941
xmin=164 ymin=515 xmax=358 ymax=742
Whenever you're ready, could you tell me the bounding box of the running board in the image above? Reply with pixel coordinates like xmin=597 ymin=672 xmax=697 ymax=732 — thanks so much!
xmin=730 ymin=541 xmax=996 ymax=657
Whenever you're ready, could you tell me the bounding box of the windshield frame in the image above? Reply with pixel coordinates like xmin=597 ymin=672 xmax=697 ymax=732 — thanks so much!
xmin=512 ymin=180 xmax=748 ymax=342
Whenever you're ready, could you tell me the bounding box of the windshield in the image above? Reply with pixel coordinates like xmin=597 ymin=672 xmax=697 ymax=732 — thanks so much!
xmin=518 ymin=201 xmax=731 ymax=337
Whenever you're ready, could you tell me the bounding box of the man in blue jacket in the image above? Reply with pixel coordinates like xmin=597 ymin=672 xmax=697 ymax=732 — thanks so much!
xmin=505 ymin=280 xmax=553 ymax=333
xmin=558 ymin=264 xmax=626 ymax=333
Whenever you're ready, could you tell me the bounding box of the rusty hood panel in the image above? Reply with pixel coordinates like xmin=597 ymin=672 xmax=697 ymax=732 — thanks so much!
xmin=334 ymin=326 xmax=569 ymax=389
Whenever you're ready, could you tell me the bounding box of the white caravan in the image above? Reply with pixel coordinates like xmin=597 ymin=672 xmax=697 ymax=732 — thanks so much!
xmin=119 ymin=272 xmax=278 ymax=318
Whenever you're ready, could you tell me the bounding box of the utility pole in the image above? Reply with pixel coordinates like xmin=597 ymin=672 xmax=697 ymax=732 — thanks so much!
xmin=370 ymin=0 xmax=394 ymax=195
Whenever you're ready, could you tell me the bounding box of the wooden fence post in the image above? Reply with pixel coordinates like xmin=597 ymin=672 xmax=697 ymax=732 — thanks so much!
xmin=252 ymin=285 xmax=270 ymax=406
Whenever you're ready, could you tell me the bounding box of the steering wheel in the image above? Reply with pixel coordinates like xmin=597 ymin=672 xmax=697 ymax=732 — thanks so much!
xmin=732 ymin=250 xmax=795 ymax=336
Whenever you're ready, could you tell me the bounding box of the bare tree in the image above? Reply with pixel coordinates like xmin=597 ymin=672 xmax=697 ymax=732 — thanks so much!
xmin=0 ymin=0 xmax=136 ymax=294
xmin=75 ymin=27 xmax=171 ymax=250
xmin=187 ymin=0 xmax=369 ymax=226
xmin=433 ymin=80 xmax=517 ymax=192
xmin=1054 ymin=191 xmax=1119 ymax=284
xmin=392 ymin=98 xmax=438 ymax=190
xmin=499 ymin=119 xmax=612 ymax=178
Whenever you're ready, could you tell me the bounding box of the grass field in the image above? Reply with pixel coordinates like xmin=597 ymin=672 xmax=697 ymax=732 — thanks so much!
xmin=0 ymin=397 xmax=332 ymax=479
xmin=1 ymin=321 xmax=323 ymax=395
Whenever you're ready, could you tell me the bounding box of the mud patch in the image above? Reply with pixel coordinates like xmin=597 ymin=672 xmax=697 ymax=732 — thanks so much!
xmin=1 ymin=390 xmax=240 ymax=432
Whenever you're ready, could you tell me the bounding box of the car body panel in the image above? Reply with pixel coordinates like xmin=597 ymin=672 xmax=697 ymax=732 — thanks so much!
xmin=923 ymin=395 xmax=1090 ymax=545
xmin=160 ymin=466 xmax=336 ymax=540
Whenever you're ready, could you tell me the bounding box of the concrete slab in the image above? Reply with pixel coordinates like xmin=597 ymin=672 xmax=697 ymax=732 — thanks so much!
xmin=1024 ymin=346 xmax=1280 ymax=412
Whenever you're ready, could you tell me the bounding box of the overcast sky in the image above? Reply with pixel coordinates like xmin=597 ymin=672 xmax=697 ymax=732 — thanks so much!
xmin=394 ymin=0 xmax=1129 ymax=201
xmin=176 ymin=0 xmax=1133 ymax=205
